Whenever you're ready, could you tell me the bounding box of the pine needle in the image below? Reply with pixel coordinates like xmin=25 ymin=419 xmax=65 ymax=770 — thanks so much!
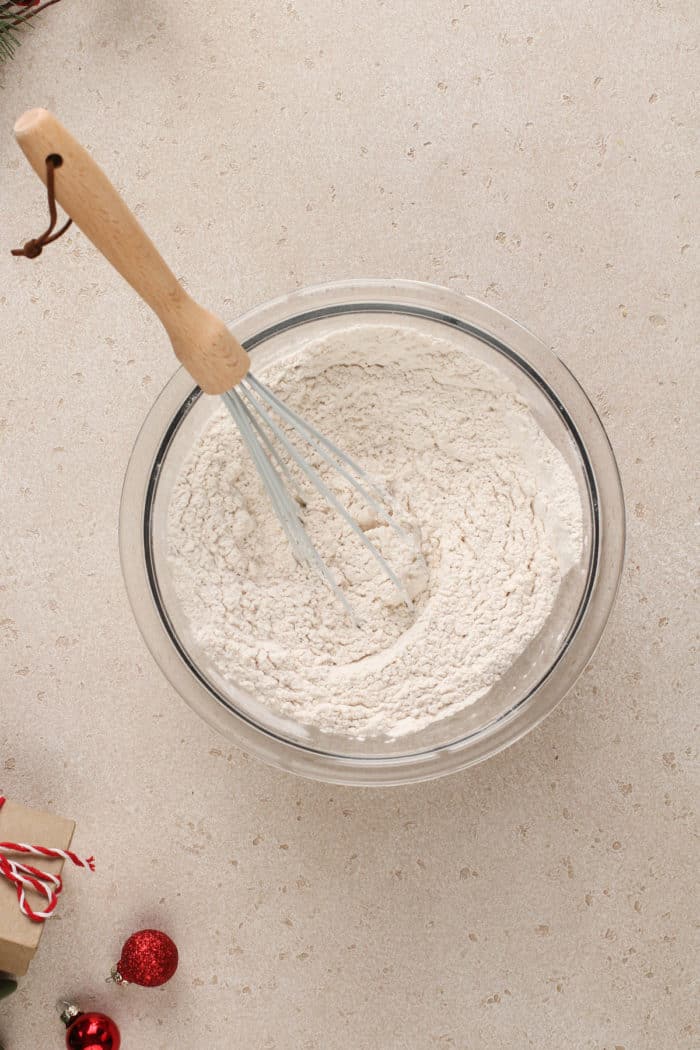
xmin=0 ymin=14 xmax=26 ymax=62
xmin=0 ymin=1 xmax=63 ymax=63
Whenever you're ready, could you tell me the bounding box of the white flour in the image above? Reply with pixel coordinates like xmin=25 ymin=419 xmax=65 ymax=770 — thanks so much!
xmin=167 ymin=325 xmax=583 ymax=738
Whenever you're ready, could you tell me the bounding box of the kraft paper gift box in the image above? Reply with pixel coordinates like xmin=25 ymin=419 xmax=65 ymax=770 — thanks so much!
xmin=0 ymin=798 xmax=75 ymax=976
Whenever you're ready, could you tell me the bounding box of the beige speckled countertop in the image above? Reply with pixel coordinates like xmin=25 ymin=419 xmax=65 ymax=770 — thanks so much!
xmin=1 ymin=2 xmax=697 ymax=1047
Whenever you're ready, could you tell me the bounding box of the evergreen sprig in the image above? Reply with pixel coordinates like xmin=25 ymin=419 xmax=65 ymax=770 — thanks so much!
xmin=0 ymin=0 xmax=63 ymax=62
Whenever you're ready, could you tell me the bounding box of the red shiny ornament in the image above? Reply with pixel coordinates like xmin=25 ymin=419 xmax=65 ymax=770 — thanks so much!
xmin=64 ymin=1011 xmax=120 ymax=1050
xmin=114 ymin=928 xmax=178 ymax=987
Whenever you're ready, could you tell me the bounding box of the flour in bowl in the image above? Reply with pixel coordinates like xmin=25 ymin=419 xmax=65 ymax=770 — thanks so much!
xmin=167 ymin=324 xmax=583 ymax=738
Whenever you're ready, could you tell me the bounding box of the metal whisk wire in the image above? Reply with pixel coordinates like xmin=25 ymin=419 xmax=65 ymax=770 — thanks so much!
xmin=223 ymin=375 xmax=412 ymax=617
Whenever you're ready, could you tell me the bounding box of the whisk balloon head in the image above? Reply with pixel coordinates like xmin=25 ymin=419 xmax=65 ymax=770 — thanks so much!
xmin=223 ymin=374 xmax=412 ymax=619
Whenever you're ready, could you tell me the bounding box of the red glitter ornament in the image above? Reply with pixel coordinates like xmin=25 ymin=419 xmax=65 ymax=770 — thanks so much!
xmin=60 ymin=1004 xmax=120 ymax=1050
xmin=111 ymin=928 xmax=178 ymax=987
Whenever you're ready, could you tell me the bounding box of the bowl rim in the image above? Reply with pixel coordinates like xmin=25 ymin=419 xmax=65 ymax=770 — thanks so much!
xmin=119 ymin=278 xmax=625 ymax=785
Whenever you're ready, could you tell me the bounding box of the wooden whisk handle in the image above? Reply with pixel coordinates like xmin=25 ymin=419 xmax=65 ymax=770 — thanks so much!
xmin=14 ymin=108 xmax=248 ymax=394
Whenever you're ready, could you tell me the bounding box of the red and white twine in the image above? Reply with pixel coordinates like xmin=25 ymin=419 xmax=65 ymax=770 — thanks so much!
xmin=0 ymin=796 xmax=94 ymax=923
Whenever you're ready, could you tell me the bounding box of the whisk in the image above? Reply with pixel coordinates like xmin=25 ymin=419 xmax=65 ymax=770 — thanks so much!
xmin=13 ymin=109 xmax=411 ymax=616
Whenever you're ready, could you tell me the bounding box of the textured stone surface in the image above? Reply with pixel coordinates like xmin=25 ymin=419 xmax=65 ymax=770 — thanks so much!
xmin=0 ymin=2 xmax=697 ymax=1047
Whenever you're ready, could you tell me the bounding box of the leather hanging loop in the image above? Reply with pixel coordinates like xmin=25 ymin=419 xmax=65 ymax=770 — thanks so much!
xmin=11 ymin=152 xmax=72 ymax=258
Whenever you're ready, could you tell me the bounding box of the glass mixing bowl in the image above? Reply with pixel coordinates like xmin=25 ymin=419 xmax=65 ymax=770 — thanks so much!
xmin=119 ymin=279 xmax=625 ymax=785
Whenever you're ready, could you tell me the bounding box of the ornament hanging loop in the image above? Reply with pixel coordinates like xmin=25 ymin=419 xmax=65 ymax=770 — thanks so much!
xmin=57 ymin=1001 xmax=80 ymax=1026
xmin=12 ymin=152 xmax=72 ymax=259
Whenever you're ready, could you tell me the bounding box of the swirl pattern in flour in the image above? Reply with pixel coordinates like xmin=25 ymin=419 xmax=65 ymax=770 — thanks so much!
xmin=168 ymin=325 xmax=583 ymax=739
